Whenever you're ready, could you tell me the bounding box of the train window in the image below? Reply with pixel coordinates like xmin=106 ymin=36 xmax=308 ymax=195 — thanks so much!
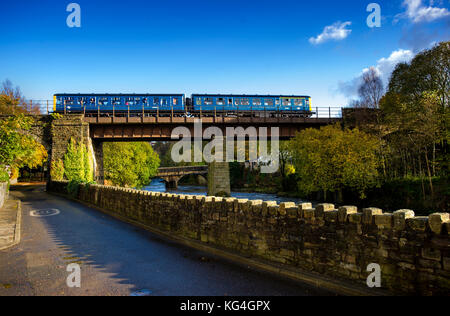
xmin=173 ymin=98 xmax=178 ymax=105
xmin=98 ymin=98 xmax=108 ymax=106
xmin=112 ymin=97 xmax=122 ymax=106
xmin=142 ymin=98 xmax=148 ymax=105
xmin=294 ymin=98 xmax=303 ymax=106
xmin=154 ymin=98 xmax=160 ymax=106
xmin=196 ymin=98 xmax=202 ymax=106
xmin=241 ymin=98 xmax=250 ymax=106
xmin=264 ymin=98 xmax=274 ymax=106
xmin=253 ymin=98 xmax=262 ymax=106
xmin=216 ymin=98 xmax=225 ymax=106
xmin=235 ymin=98 xmax=241 ymax=106
xmin=282 ymin=98 xmax=291 ymax=106
xmin=161 ymin=98 xmax=168 ymax=106
xmin=275 ymin=99 xmax=280 ymax=106
xmin=65 ymin=97 xmax=75 ymax=105
xmin=228 ymin=98 xmax=233 ymax=105
xmin=125 ymin=97 xmax=134 ymax=106
xmin=204 ymin=97 xmax=213 ymax=105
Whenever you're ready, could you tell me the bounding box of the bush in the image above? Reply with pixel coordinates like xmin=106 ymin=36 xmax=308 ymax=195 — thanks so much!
xmin=51 ymin=159 xmax=65 ymax=181
xmin=0 ymin=168 xmax=9 ymax=183
xmin=67 ymin=180 xmax=82 ymax=198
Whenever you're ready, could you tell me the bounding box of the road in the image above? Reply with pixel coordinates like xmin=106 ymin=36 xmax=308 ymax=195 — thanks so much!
xmin=0 ymin=185 xmax=333 ymax=296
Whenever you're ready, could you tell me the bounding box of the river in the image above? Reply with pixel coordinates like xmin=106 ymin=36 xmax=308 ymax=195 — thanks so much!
xmin=143 ymin=179 xmax=309 ymax=205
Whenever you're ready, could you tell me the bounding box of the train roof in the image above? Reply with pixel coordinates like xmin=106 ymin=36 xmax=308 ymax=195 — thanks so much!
xmin=54 ymin=93 xmax=185 ymax=97
xmin=191 ymin=94 xmax=311 ymax=98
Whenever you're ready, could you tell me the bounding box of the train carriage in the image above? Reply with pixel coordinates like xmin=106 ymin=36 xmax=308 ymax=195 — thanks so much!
xmin=190 ymin=94 xmax=313 ymax=117
xmin=54 ymin=94 xmax=185 ymax=116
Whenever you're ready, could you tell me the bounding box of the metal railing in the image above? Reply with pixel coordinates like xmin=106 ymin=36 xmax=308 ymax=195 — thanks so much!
xmin=26 ymin=100 xmax=344 ymax=120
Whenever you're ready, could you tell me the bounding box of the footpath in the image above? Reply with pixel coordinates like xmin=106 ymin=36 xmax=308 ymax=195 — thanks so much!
xmin=0 ymin=199 xmax=21 ymax=251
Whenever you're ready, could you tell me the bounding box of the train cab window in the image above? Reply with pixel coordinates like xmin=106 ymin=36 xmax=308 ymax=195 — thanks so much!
xmin=216 ymin=98 xmax=225 ymax=106
xmin=56 ymin=98 xmax=63 ymax=105
xmin=264 ymin=98 xmax=274 ymax=106
xmin=204 ymin=97 xmax=213 ymax=106
xmin=253 ymin=98 xmax=262 ymax=106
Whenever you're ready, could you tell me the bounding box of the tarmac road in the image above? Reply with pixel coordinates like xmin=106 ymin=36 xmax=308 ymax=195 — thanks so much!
xmin=0 ymin=185 xmax=333 ymax=296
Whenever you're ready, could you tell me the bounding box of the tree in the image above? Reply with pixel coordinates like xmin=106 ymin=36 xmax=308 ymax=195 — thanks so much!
xmin=357 ymin=67 xmax=384 ymax=109
xmin=0 ymin=80 xmax=41 ymax=115
xmin=289 ymin=124 xmax=382 ymax=201
xmin=63 ymin=138 xmax=94 ymax=182
xmin=0 ymin=115 xmax=47 ymax=175
xmin=381 ymin=41 xmax=449 ymax=185
xmin=104 ymin=142 xmax=160 ymax=188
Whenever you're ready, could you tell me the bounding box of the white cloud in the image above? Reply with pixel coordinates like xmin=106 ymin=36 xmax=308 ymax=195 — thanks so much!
xmin=338 ymin=49 xmax=415 ymax=98
xmin=309 ymin=21 xmax=352 ymax=45
xmin=400 ymin=0 xmax=450 ymax=23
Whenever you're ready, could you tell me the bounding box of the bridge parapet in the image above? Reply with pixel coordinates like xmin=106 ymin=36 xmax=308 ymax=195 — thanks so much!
xmin=48 ymin=180 xmax=450 ymax=296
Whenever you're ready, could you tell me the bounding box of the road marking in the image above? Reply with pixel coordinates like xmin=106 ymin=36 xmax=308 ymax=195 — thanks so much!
xmin=30 ymin=209 xmax=60 ymax=217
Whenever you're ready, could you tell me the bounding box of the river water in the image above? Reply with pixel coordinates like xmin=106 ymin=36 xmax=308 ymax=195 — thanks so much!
xmin=143 ymin=179 xmax=308 ymax=205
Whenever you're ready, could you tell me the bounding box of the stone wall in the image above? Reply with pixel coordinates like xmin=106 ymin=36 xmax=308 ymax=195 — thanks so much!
xmin=48 ymin=181 xmax=450 ymax=295
xmin=51 ymin=115 xmax=90 ymax=163
xmin=0 ymin=182 xmax=8 ymax=209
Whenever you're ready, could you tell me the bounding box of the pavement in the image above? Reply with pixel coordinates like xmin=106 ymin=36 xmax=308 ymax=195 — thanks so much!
xmin=0 ymin=185 xmax=334 ymax=296
xmin=0 ymin=199 xmax=21 ymax=251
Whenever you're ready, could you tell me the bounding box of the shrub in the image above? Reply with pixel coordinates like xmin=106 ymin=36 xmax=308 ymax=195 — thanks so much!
xmin=51 ymin=159 xmax=65 ymax=181
xmin=67 ymin=179 xmax=82 ymax=198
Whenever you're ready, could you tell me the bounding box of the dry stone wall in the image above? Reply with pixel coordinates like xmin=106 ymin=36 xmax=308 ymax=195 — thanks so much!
xmin=48 ymin=181 xmax=450 ymax=295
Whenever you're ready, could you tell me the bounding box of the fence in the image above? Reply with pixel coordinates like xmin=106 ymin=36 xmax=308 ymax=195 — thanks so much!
xmin=28 ymin=100 xmax=344 ymax=120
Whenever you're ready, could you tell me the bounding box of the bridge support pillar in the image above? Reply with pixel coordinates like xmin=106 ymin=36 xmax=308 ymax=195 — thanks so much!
xmin=93 ymin=141 xmax=104 ymax=185
xmin=50 ymin=115 xmax=91 ymax=181
xmin=166 ymin=179 xmax=178 ymax=190
xmin=207 ymin=162 xmax=231 ymax=197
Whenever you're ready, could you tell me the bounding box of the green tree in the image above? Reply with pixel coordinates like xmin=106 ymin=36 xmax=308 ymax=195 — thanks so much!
xmin=104 ymin=142 xmax=160 ymax=188
xmin=63 ymin=138 xmax=94 ymax=182
xmin=381 ymin=41 xmax=449 ymax=190
xmin=0 ymin=115 xmax=48 ymax=175
xmin=289 ymin=124 xmax=382 ymax=200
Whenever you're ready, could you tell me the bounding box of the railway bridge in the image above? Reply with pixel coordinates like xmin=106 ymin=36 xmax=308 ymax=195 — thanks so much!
xmin=13 ymin=110 xmax=342 ymax=196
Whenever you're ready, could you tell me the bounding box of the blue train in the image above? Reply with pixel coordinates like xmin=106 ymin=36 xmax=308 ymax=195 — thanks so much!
xmin=54 ymin=93 xmax=313 ymax=117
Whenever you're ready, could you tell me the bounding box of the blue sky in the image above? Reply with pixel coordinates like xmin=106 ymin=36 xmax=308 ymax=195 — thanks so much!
xmin=1 ymin=0 xmax=449 ymax=107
